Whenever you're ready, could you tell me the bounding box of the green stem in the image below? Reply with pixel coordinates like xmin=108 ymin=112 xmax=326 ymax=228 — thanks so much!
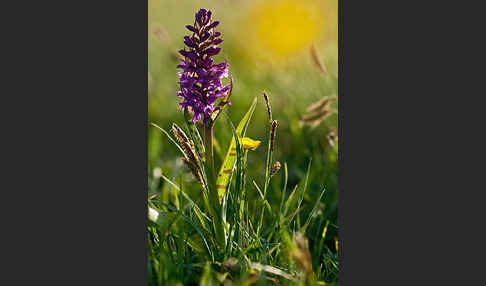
xmin=256 ymin=118 xmax=274 ymax=239
xmin=239 ymin=150 xmax=249 ymax=248
xmin=204 ymin=122 xmax=225 ymax=252
xmin=204 ymin=124 xmax=215 ymax=177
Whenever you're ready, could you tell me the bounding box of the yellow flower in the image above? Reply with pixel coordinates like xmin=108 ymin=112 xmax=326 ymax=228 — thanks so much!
xmin=240 ymin=137 xmax=261 ymax=151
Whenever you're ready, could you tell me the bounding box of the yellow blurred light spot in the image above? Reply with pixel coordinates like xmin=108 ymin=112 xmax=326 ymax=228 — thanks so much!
xmin=240 ymin=137 xmax=261 ymax=150
xmin=257 ymin=1 xmax=318 ymax=56
xmin=242 ymin=0 xmax=324 ymax=60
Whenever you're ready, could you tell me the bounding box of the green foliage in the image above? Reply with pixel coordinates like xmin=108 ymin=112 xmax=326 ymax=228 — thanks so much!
xmin=148 ymin=94 xmax=338 ymax=285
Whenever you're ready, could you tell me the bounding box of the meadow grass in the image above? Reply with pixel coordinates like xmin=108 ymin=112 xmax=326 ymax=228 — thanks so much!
xmin=148 ymin=1 xmax=338 ymax=285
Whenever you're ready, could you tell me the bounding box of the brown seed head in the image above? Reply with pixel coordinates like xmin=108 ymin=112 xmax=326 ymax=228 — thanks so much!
xmin=270 ymin=120 xmax=278 ymax=152
xmin=300 ymin=96 xmax=334 ymax=128
xmin=270 ymin=161 xmax=281 ymax=176
xmin=172 ymin=123 xmax=203 ymax=184
xmin=310 ymin=44 xmax=328 ymax=76
xmin=263 ymin=92 xmax=272 ymax=121
xmin=181 ymin=158 xmax=204 ymax=185
xmin=327 ymin=128 xmax=337 ymax=148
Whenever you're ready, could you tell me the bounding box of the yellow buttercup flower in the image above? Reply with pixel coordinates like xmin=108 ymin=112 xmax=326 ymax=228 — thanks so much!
xmin=240 ymin=137 xmax=261 ymax=151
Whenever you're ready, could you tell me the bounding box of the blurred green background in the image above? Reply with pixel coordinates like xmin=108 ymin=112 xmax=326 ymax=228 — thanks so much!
xmin=148 ymin=0 xmax=338 ymax=279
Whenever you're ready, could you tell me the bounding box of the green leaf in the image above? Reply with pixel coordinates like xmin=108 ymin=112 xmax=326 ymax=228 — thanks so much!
xmin=301 ymin=187 xmax=326 ymax=233
xmin=187 ymin=233 xmax=206 ymax=253
xmin=283 ymin=184 xmax=299 ymax=217
xmin=216 ymin=97 xmax=258 ymax=202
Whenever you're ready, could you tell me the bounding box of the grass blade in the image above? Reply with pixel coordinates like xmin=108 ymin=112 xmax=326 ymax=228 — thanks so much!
xmin=283 ymin=184 xmax=299 ymax=217
xmin=150 ymin=122 xmax=185 ymax=155
xmin=253 ymin=180 xmax=272 ymax=214
xmin=296 ymin=158 xmax=312 ymax=229
xmin=301 ymin=188 xmax=326 ymax=233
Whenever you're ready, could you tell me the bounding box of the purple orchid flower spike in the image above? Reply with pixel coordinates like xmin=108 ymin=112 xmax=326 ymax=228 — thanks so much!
xmin=177 ymin=8 xmax=231 ymax=125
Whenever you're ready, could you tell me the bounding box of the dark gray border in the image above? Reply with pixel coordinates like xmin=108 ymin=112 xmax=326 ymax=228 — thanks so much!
xmin=4 ymin=0 xmax=149 ymax=284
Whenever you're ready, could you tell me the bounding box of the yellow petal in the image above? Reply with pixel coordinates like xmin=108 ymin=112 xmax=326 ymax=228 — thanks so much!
xmin=240 ymin=137 xmax=261 ymax=151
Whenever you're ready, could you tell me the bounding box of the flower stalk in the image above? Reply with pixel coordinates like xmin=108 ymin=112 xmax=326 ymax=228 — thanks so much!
xmin=202 ymin=120 xmax=226 ymax=252
xmin=176 ymin=8 xmax=231 ymax=252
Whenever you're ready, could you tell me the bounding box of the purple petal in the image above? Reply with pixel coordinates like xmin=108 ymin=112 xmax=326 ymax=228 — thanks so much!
xmin=204 ymin=47 xmax=221 ymax=56
xmin=201 ymin=57 xmax=214 ymax=69
xmin=192 ymin=112 xmax=201 ymax=123
xmin=212 ymin=38 xmax=223 ymax=45
xmin=184 ymin=36 xmax=195 ymax=48
xmin=209 ymin=21 xmax=220 ymax=29
xmin=200 ymin=32 xmax=210 ymax=42
xmin=178 ymin=50 xmax=198 ymax=62
xmin=178 ymin=49 xmax=188 ymax=57
xmin=201 ymin=12 xmax=210 ymax=25
xmin=196 ymin=9 xmax=207 ymax=26
xmin=211 ymin=62 xmax=228 ymax=70
xmin=185 ymin=25 xmax=197 ymax=33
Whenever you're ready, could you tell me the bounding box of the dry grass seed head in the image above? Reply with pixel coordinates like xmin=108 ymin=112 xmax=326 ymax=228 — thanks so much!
xmin=300 ymin=96 xmax=334 ymax=128
xmin=263 ymin=92 xmax=272 ymax=121
xmin=270 ymin=161 xmax=281 ymax=176
xmin=172 ymin=124 xmax=203 ymax=183
xmin=327 ymin=128 xmax=337 ymax=147
xmin=310 ymin=44 xmax=328 ymax=76
xmin=270 ymin=120 xmax=278 ymax=152
xmin=181 ymin=157 xmax=204 ymax=185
